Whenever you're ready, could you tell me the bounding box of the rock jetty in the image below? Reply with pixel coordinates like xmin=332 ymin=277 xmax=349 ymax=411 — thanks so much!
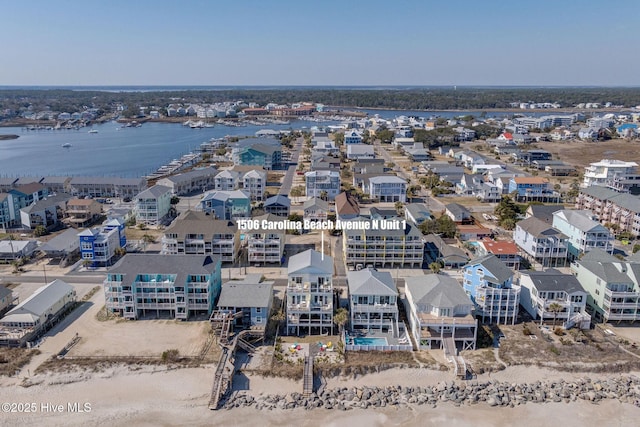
xmin=222 ymin=376 xmax=640 ymax=410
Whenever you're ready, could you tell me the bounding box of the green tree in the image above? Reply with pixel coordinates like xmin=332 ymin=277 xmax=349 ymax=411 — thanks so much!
xmin=332 ymin=132 xmax=345 ymax=146
xmin=33 ymin=225 xmax=47 ymax=237
xmin=436 ymin=215 xmax=457 ymax=238
xmin=333 ymin=307 xmax=348 ymax=335
xmin=548 ymin=302 xmax=564 ymax=327
xmin=377 ymin=129 xmax=394 ymax=143
xmin=170 ymin=196 xmax=180 ymax=205
xmin=495 ymin=195 xmax=520 ymax=229
xmin=429 ymin=262 xmax=442 ymax=274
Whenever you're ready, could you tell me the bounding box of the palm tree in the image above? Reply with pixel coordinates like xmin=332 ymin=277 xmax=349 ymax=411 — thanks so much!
xmin=395 ymin=201 xmax=404 ymax=215
xmin=429 ymin=262 xmax=442 ymax=274
xmin=320 ymin=190 xmax=328 ymax=201
xmin=333 ymin=307 xmax=348 ymax=336
xmin=548 ymin=302 xmax=564 ymax=327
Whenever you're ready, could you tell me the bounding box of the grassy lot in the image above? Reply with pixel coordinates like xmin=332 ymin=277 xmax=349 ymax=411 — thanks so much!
xmin=498 ymin=322 xmax=640 ymax=372
xmin=0 ymin=348 xmax=41 ymax=376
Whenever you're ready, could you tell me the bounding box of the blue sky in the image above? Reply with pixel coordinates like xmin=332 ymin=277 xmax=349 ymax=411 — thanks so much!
xmin=1 ymin=0 xmax=638 ymax=86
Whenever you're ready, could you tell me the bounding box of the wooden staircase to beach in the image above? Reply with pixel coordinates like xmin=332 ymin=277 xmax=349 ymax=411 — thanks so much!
xmin=443 ymin=337 xmax=467 ymax=379
xmin=302 ymin=355 xmax=314 ymax=397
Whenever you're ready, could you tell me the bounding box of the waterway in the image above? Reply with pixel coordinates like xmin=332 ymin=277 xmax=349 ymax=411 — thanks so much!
xmin=0 ymin=108 xmax=581 ymax=178
xmin=0 ymin=121 xmax=311 ymax=178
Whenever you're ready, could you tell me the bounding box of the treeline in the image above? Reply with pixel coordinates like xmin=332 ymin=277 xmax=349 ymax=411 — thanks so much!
xmin=2 ymin=87 xmax=640 ymax=113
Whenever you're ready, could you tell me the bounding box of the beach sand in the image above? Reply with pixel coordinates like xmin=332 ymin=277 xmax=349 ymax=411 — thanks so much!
xmin=1 ymin=364 xmax=639 ymax=426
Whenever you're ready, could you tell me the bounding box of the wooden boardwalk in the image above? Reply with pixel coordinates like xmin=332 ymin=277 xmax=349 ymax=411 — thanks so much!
xmin=302 ymin=355 xmax=314 ymax=397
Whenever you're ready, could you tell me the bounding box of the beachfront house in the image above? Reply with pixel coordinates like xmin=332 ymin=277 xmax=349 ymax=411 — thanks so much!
xmin=216 ymin=274 xmax=274 ymax=330
xmin=104 ymin=254 xmax=222 ymax=320
xmin=462 ymin=254 xmax=519 ymax=325
xmin=347 ymin=268 xmax=399 ymax=333
xmin=368 ymin=176 xmax=407 ymax=203
xmin=404 ymin=275 xmax=477 ymax=351
xmin=286 ymin=249 xmax=333 ymax=335
xmin=571 ymin=249 xmax=640 ymax=323
xmin=518 ymin=269 xmax=591 ymax=329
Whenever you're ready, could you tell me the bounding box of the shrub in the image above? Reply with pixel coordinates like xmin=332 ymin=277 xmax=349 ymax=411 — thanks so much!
xmin=161 ymin=349 xmax=180 ymax=362
xmin=554 ymin=327 xmax=566 ymax=336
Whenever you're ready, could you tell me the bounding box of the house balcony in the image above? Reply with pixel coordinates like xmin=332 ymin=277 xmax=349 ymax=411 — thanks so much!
xmin=416 ymin=313 xmax=476 ymax=328
xmin=287 ymin=282 xmax=332 ymax=292
xmin=137 ymin=303 xmax=176 ymax=309
xmin=350 ymin=302 xmax=398 ymax=313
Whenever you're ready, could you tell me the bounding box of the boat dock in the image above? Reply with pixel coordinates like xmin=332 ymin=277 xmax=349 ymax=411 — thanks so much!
xmin=144 ymin=152 xmax=202 ymax=180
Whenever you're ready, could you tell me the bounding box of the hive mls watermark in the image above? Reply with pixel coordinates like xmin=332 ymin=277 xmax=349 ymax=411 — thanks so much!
xmin=1 ymin=402 xmax=92 ymax=413
xmin=236 ymin=218 xmax=407 ymax=232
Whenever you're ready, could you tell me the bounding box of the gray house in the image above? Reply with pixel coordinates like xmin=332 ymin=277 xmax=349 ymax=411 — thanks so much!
xmin=216 ymin=274 xmax=274 ymax=331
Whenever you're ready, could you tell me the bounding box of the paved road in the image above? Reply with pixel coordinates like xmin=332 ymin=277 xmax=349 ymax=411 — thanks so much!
xmin=279 ymin=137 xmax=303 ymax=196
xmin=0 ymin=273 xmax=104 ymax=285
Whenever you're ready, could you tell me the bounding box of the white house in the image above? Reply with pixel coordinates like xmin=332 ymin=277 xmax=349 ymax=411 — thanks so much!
xmin=286 ymin=249 xmax=333 ymax=335
xmin=368 ymin=175 xmax=407 ymax=202
xmin=347 ymin=268 xmax=399 ymax=333
xmin=518 ymin=269 xmax=591 ymax=329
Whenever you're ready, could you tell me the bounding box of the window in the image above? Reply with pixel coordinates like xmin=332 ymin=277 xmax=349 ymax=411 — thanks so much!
xmin=256 ymin=307 xmax=262 ymax=313
xmin=256 ymin=316 xmax=262 ymax=323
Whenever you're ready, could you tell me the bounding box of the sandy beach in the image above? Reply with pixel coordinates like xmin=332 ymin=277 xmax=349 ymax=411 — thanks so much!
xmin=1 ymin=364 xmax=639 ymax=427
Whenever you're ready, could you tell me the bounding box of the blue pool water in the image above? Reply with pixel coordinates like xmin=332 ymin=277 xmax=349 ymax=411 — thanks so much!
xmin=352 ymin=337 xmax=388 ymax=346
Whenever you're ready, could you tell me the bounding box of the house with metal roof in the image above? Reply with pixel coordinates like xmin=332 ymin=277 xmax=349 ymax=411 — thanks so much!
xmin=39 ymin=228 xmax=80 ymax=260
xmin=216 ymin=274 xmax=274 ymax=330
xmin=286 ymin=249 xmax=333 ymax=335
xmin=0 ymin=240 xmax=38 ymax=263
xmin=346 ymin=144 xmax=375 ymax=160
xmin=518 ymin=269 xmax=590 ymax=329
xmin=162 ymin=211 xmax=239 ymax=263
xmin=347 ymin=268 xmax=398 ymax=332
xmin=404 ymin=275 xmax=477 ymax=351
xmin=104 ymin=254 xmax=222 ymax=320
xmin=0 ymin=279 xmax=76 ymax=347
xmin=463 ymin=254 xmax=519 ymax=325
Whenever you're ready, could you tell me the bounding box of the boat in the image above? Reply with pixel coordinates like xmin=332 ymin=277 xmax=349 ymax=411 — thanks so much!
xmin=88 ymin=129 xmax=98 ymax=134
xmin=62 ymin=143 xmax=72 ymax=148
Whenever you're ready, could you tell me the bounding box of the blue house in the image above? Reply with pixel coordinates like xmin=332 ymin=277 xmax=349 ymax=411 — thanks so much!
xmin=617 ymin=123 xmax=638 ymax=137
xmin=462 ymin=254 xmax=519 ymax=325
xmin=237 ymin=144 xmax=282 ymax=170
xmin=200 ymin=190 xmax=251 ymax=220
xmin=78 ymin=220 xmax=126 ymax=267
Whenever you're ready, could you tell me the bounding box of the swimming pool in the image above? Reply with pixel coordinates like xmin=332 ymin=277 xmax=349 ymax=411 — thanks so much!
xmin=351 ymin=337 xmax=388 ymax=346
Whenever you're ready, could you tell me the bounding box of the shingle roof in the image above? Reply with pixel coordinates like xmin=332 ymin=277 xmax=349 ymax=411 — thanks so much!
xmin=303 ymin=197 xmax=328 ymax=211
xmin=107 ymin=254 xmax=220 ymax=288
xmin=423 ymin=234 xmax=469 ymax=264
xmin=264 ymin=195 xmax=291 ymax=207
xmin=465 ymin=254 xmax=513 ymax=284
xmin=164 ymin=211 xmax=237 ymax=238
xmin=445 ymin=203 xmax=471 ymax=218
xmin=516 ymin=217 xmax=567 ymax=239
xmin=527 ymin=204 xmax=563 ymax=224
xmin=136 ymin=185 xmax=172 ymax=199
xmin=217 ymin=276 xmax=273 ymax=308
xmin=335 ymin=192 xmax=359 ymax=216
xmin=405 ymin=275 xmax=472 ymax=309
xmin=347 ymin=268 xmax=397 ymax=296
xmin=20 ymin=193 xmax=71 ymax=213
xmin=522 ymin=269 xmax=586 ymax=294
